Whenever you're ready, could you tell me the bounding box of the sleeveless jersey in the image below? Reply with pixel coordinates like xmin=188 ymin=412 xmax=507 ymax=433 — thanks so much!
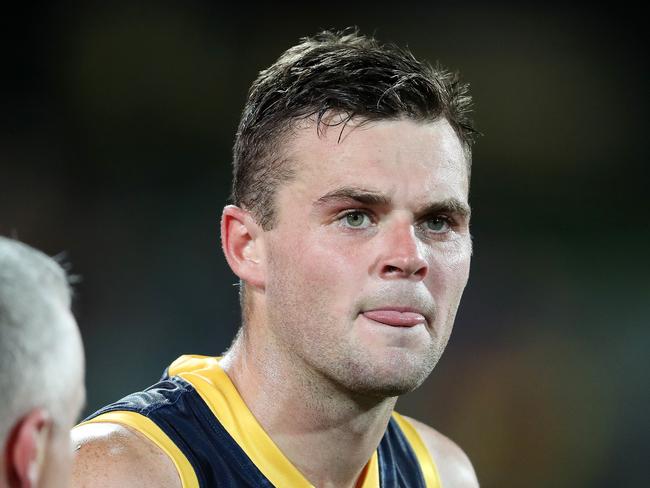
xmin=80 ymin=355 xmax=442 ymax=488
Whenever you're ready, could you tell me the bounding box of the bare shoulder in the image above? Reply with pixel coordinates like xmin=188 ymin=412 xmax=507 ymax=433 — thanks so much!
xmin=71 ymin=422 xmax=181 ymax=488
xmin=402 ymin=415 xmax=479 ymax=488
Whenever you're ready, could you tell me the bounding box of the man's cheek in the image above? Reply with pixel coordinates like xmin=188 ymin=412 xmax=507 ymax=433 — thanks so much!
xmin=428 ymin=246 xmax=470 ymax=283
xmin=312 ymin=254 xmax=356 ymax=287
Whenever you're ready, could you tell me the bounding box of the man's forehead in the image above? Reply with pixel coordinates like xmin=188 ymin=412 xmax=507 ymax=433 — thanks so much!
xmin=287 ymin=156 xmax=469 ymax=205
xmin=272 ymin=117 xmax=470 ymax=215
xmin=284 ymin=117 xmax=467 ymax=173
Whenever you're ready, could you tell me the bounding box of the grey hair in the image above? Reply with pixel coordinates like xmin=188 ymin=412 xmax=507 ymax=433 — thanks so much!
xmin=0 ymin=237 xmax=83 ymax=443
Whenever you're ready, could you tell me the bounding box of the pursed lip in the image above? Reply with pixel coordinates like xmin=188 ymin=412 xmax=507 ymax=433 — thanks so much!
xmin=361 ymin=307 xmax=427 ymax=327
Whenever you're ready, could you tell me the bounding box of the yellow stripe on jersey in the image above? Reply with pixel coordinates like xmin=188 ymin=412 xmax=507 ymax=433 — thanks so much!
xmin=168 ymin=354 xmax=381 ymax=488
xmin=78 ymin=410 xmax=199 ymax=488
xmin=168 ymin=355 xmax=314 ymax=487
xmin=357 ymin=450 xmax=380 ymax=487
xmin=391 ymin=412 xmax=442 ymax=488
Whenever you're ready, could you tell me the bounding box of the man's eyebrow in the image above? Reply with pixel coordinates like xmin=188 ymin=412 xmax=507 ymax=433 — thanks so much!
xmin=314 ymin=187 xmax=471 ymax=218
xmin=418 ymin=198 xmax=472 ymax=218
xmin=314 ymin=186 xmax=391 ymax=206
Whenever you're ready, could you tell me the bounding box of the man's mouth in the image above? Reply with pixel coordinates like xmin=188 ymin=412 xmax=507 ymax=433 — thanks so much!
xmin=361 ymin=308 xmax=427 ymax=327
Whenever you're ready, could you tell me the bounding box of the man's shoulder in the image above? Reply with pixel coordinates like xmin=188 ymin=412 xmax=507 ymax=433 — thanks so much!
xmin=71 ymin=422 xmax=181 ymax=488
xmin=402 ymin=415 xmax=479 ymax=488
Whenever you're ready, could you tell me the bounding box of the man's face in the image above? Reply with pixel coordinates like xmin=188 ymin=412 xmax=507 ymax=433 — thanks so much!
xmin=261 ymin=117 xmax=471 ymax=397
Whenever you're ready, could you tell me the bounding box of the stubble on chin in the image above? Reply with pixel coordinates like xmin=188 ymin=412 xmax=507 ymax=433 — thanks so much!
xmin=330 ymin=340 xmax=442 ymax=399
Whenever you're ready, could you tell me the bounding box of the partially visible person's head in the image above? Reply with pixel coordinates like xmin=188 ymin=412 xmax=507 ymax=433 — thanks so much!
xmin=0 ymin=237 xmax=85 ymax=488
xmin=231 ymin=28 xmax=477 ymax=230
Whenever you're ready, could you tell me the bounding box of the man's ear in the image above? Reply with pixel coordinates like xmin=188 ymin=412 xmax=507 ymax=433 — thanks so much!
xmin=5 ymin=408 xmax=51 ymax=488
xmin=221 ymin=205 xmax=266 ymax=289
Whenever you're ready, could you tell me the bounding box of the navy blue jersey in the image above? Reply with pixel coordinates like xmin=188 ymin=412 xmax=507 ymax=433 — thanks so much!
xmin=81 ymin=355 xmax=441 ymax=487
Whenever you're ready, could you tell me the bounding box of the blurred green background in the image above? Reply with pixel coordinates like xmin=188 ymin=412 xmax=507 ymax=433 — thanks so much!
xmin=1 ymin=2 xmax=647 ymax=486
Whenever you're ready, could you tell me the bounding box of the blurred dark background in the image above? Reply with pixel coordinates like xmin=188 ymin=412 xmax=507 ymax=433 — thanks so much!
xmin=1 ymin=2 xmax=647 ymax=486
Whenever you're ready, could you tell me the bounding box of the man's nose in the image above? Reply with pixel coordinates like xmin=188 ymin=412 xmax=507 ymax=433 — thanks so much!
xmin=377 ymin=223 xmax=428 ymax=281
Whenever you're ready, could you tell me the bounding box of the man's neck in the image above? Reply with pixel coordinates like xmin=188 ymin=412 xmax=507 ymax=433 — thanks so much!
xmin=220 ymin=330 xmax=397 ymax=488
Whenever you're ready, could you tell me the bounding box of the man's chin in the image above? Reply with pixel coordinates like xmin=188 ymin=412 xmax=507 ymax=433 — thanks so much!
xmin=334 ymin=354 xmax=437 ymax=399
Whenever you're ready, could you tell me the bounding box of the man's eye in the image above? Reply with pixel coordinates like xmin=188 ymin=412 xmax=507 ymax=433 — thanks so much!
xmin=425 ymin=217 xmax=450 ymax=233
xmin=341 ymin=211 xmax=371 ymax=228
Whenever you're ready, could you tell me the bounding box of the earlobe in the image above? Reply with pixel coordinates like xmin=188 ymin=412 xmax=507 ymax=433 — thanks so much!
xmin=220 ymin=205 xmax=266 ymax=289
xmin=6 ymin=408 xmax=51 ymax=488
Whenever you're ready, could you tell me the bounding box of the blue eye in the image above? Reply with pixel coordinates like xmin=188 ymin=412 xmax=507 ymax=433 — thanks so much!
xmin=425 ymin=217 xmax=450 ymax=233
xmin=341 ymin=211 xmax=371 ymax=228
